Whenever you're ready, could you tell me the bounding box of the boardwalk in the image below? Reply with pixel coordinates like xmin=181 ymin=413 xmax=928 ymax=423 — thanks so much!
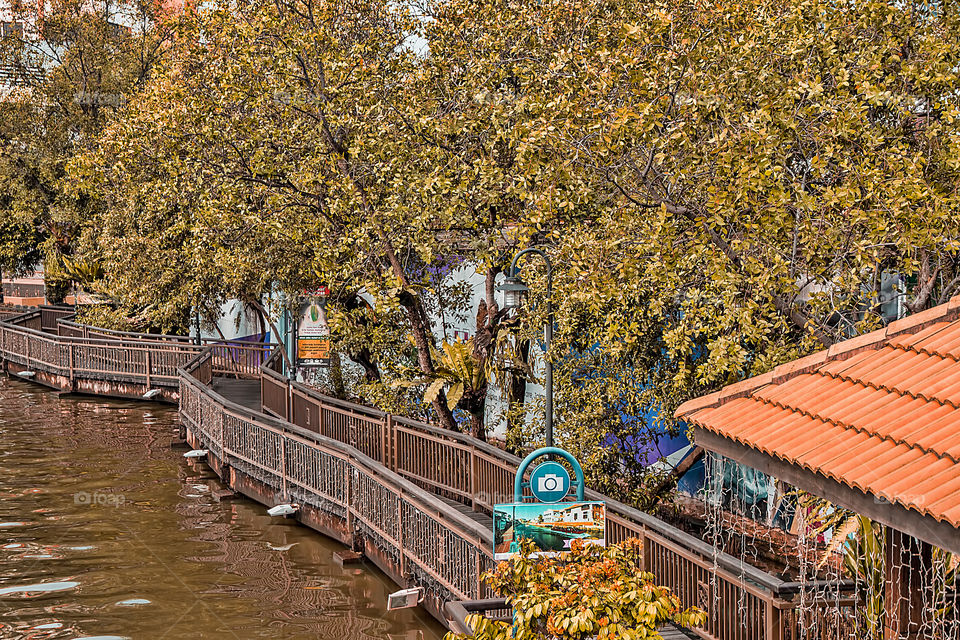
xmin=212 ymin=377 xmax=261 ymax=411
xmin=0 ymin=305 xmax=853 ymax=639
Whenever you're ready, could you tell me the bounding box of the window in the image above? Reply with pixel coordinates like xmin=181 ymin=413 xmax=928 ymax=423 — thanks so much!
xmin=0 ymin=21 xmax=24 ymax=40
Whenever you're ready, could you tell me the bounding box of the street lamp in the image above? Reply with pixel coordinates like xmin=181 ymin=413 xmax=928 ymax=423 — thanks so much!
xmin=497 ymin=248 xmax=554 ymax=448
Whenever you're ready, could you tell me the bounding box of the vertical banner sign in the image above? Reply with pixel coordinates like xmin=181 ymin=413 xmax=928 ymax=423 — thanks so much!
xmin=297 ymin=286 xmax=331 ymax=367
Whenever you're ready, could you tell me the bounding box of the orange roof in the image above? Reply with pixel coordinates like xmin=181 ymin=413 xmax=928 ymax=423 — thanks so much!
xmin=676 ymin=296 xmax=960 ymax=530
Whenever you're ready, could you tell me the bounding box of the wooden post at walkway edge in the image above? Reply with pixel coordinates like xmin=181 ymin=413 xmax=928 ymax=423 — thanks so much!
xmin=764 ymin=599 xmax=782 ymax=640
xmin=469 ymin=446 xmax=477 ymax=512
xmin=385 ymin=414 xmax=394 ymax=472
xmin=884 ymin=527 xmax=930 ymax=639
xmin=344 ymin=464 xmax=355 ymax=549
xmin=145 ymin=348 xmax=152 ymax=390
xmin=380 ymin=416 xmax=387 ymax=467
xmin=286 ymin=377 xmax=292 ymax=421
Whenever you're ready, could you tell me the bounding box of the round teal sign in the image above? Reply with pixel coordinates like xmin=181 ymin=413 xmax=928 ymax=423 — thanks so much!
xmin=529 ymin=462 xmax=571 ymax=503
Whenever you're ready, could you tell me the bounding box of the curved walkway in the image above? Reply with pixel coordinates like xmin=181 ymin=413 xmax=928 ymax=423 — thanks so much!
xmin=0 ymin=305 xmax=851 ymax=639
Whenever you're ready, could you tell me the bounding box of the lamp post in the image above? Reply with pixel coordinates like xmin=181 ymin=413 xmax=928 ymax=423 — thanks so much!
xmin=497 ymin=248 xmax=554 ymax=448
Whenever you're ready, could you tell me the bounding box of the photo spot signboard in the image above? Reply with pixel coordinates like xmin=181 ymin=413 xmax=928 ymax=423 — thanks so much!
xmin=493 ymin=501 xmax=606 ymax=561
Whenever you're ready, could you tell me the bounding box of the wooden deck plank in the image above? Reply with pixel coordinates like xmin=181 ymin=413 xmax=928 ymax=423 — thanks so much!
xmin=658 ymin=624 xmax=698 ymax=639
xmin=437 ymin=495 xmax=494 ymax=529
xmin=212 ymin=377 xmax=262 ymax=412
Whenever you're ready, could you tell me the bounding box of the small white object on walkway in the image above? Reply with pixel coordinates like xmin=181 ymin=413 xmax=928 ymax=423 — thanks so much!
xmin=267 ymin=504 xmax=299 ymax=517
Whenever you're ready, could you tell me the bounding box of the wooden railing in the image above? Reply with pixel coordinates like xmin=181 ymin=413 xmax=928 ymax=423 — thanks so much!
xmin=0 ymin=310 xmax=201 ymax=388
xmin=0 ymin=312 xmax=856 ymax=638
xmin=1 ymin=280 xmax=45 ymax=300
xmin=180 ymin=350 xmax=494 ymax=604
xmin=0 ymin=311 xmax=273 ymax=390
xmin=55 ymin=317 xmax=274 ymax=380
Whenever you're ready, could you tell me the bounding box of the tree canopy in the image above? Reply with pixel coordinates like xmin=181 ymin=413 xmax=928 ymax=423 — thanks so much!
xmin=0 ymin=0 xmax=172 ymax=291
xmin=64 ymin=0 xmax=960 ymax=501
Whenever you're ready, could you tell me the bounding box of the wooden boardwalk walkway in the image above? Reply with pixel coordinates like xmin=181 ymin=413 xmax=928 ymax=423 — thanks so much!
xmin=0 ymin=306 xmax=835 ymax=639
xmin=213 ymin=375 xmax=496 ymax=532
xmin=211 ymin=377 xmax=261 ymax=411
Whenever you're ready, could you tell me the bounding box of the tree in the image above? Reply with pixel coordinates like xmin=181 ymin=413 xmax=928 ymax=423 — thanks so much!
xmin=76 ymin=0 xmax=519 ymax=427
xmin=0 ymin=0 xmax=174 ymax=293
xmin=544 ymin=0 xmax=960 ymax=411
xmin=484 ymin=0 xmax=960 ymax=494
xmin=448 ymin=538 xmax=705 ymax=640
xmin=74 ymin=0 xmax=960 ymax=498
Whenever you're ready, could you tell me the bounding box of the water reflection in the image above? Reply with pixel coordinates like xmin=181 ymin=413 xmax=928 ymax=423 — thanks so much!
xmin=0 ymin=377 xmax=444 ymax=640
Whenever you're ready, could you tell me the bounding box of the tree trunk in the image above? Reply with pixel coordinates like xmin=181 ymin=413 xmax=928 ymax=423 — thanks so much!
xmin=346 ymin=345 xmax=381 ymax=383
xmin=506 ymin=337 xmax=530 ymax=454
xmin=470 ymin=410 xmax=486 ymax=441
xmin=249 ymin=298 xmax=294 ymax=371
xmin=326 ymin=131 xmax=458 ymax=430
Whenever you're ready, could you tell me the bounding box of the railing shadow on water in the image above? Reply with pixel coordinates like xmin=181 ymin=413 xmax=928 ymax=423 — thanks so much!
xmin=0 ymin=309 xmax=857 ymax=639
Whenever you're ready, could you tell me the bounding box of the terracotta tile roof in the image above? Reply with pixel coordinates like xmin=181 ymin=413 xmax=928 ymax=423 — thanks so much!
xmin=675 ymin=296 xmax=960 ymax=529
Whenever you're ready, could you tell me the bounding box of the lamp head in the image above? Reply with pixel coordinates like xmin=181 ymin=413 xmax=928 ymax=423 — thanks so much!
xmin=497 ymin=275 xmax=529 ymax=311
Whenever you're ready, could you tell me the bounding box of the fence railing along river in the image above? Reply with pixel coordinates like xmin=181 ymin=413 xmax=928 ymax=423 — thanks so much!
xmin=0 ymin=305 xmax=857 ymax=639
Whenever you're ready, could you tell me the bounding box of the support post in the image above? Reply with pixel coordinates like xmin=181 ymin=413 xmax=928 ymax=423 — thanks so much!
xmin=764 ymin=600 xmax=783 ymax=640
xmin=286 ymin=378 xmax=292 ymax=422
xmin=380 ymin=417 xmax=387 ymax=466
xmin=145 ymin=348 xmax=152 ymax=390
xmin=345 ymin=464 xmax=355 ymax=548
xmin=397 ymin=493 xmax=406 ymax=579
xmin=469 ymin=446 xmax=477 ymax=511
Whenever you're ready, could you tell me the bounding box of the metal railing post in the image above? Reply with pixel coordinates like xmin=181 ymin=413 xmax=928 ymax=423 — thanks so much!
xmin=397 ymin=493 xmax=406 ymax=579
xmin=381 ymin=416 xmax=388 ymax=466
xmin=145 ymin=348 xmax=152 ymax=390
xmin=345 ymin=464 xmax=354 ymax=547
xmin=286 ymin=379 xmax=292 ymax=422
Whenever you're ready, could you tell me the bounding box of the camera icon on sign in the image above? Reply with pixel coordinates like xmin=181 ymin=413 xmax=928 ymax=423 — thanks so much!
xmin=538 ymin=474 xmax=564 ymax=493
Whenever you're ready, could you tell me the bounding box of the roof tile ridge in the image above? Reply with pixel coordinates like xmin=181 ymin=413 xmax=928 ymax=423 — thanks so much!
xmin=886 ymin=299 xmax=960 ymax=338
xmin=888 ymin=341 xmax=960 ymax=364
xmin=816 ymin=367 xmax=960 ymax=412
xmin=674 ymin=372 xmax=775 ymax=418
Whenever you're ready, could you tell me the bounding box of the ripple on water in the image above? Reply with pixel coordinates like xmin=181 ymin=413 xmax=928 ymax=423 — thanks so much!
xmin=115 ymin=598 xmax=151 ymax=606
xmin=0 ymin=581 xmax=79 ymax=597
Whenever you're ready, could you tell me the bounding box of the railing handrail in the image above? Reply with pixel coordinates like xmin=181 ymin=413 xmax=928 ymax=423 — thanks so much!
xmin=179 ymin=360 xmax=493 ymax=549
xmin=56 ymin=319 xmax=191 ymax=342
xmin=2 ymin=319 xmax=205 ymax=351
xmin=56 ymin=318 xmax=279 ymax=349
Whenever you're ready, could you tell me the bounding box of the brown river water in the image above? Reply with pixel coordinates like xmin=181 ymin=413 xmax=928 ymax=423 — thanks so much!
xmin=0 ymin=377 xmax=445 ymax=640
